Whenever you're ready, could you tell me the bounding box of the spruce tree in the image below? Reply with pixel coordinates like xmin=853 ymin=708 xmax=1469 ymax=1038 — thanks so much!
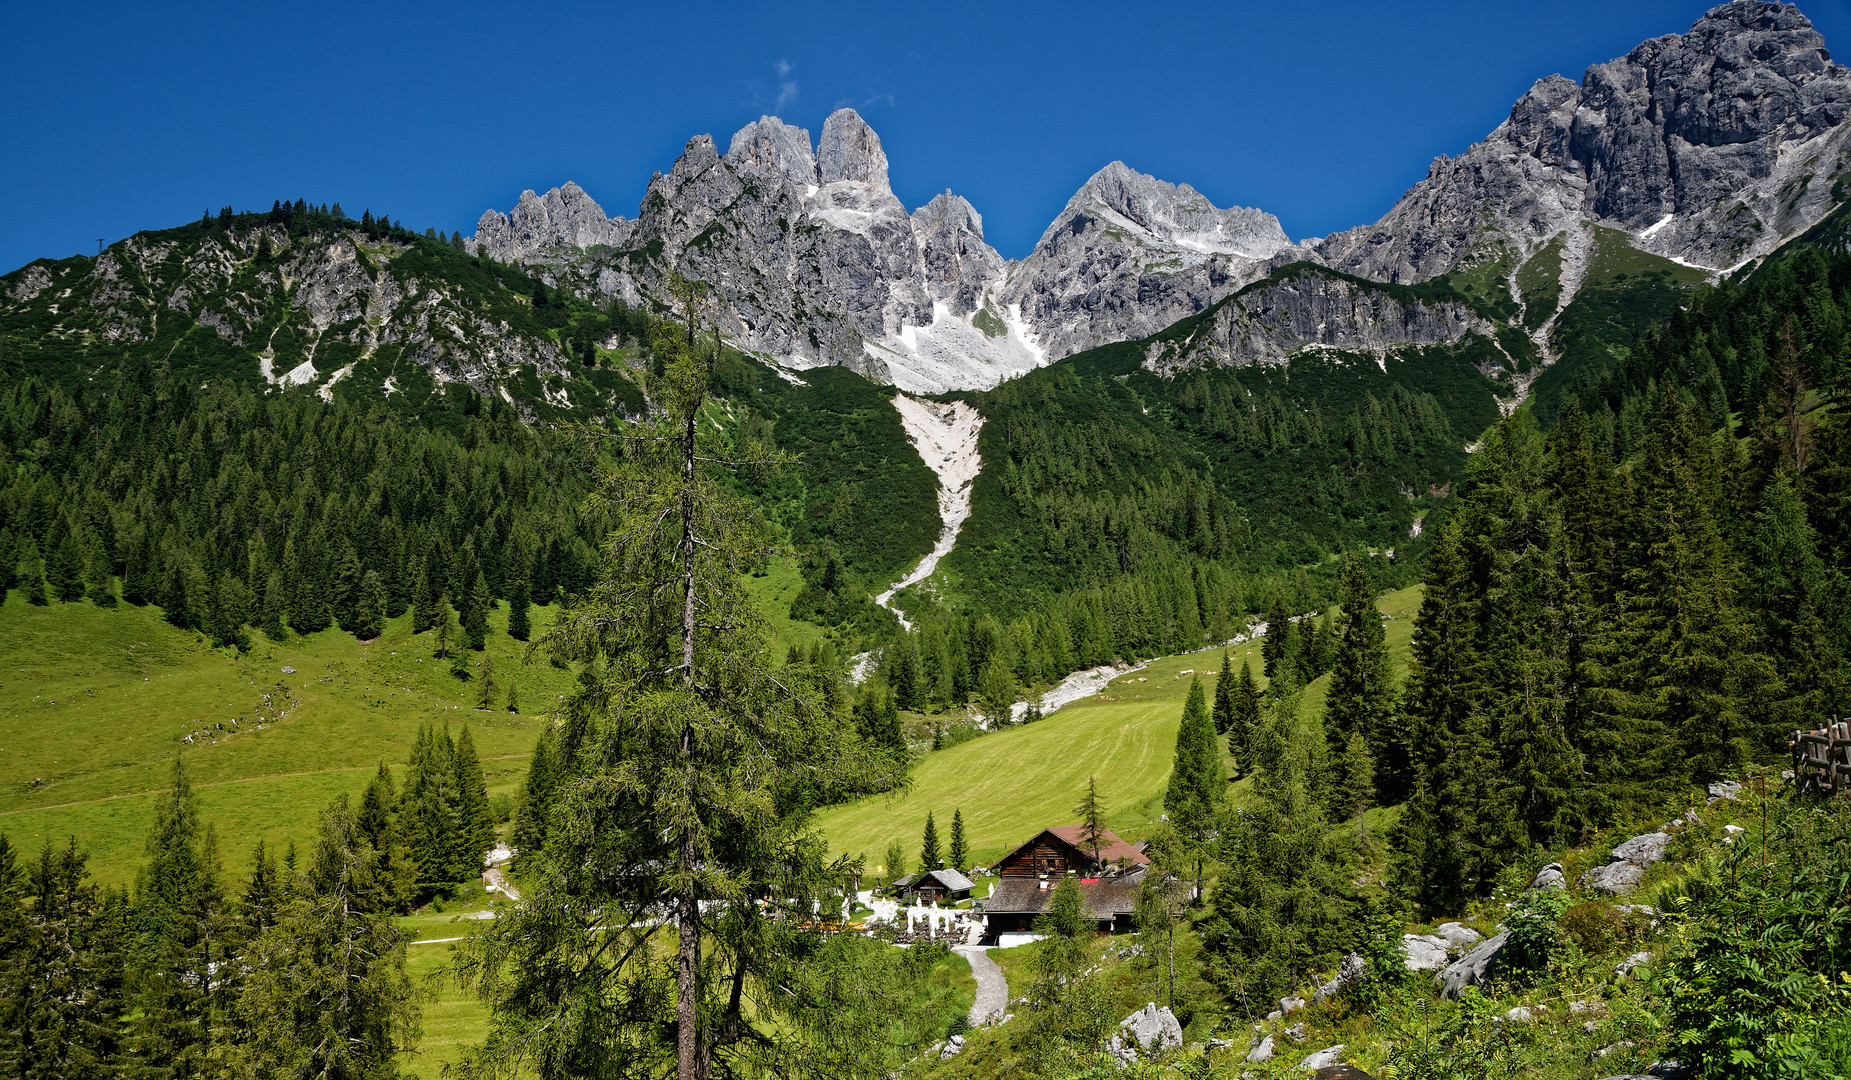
xmin=25 ymin=554 xmax=49 ymax=606
xmin=224 ymin=798 xmax=419 ymax=1077
xmin=451 ymin=725 xmax=494 ymax=881
xmin=400 ymin=724 xmax=460 ymax=894
xmin=412 ymin=566 xmax=439 ymax=633
xmin=354 ymin=764 xmax=418 ymax=913
xmin=510 ymin=725 xmax=557 ymax=858
xmin=5 ymin=839 xmax=129 ymax=1072
xmin=353 ymin=569 xmax=387 ymax=640
xmin=1228 ymin=660 xmax=1262 ymax=777
xmin=49 ymin=526 xmax=83 ymax=602
xmin=1260 ymin=597 xmax=1291 ymax=680
xmin=433 ymin=596 xmax=460 ymax=659
xmin=1325 ymin=557 xmax=1396 ymax=798
xmin=260 ymin=570 xmax=286 ymax=640
xmin=507 ymin=573 xmax=532 ymax=641
xmin=291 ymin=529 xmax=333 ymax=634
xmin=1203 ymin=673 xmax=1350 ymax=1009
xmin=949 ymin=808 xmax=967 ymax=871
xmin=890 ymin=632 xmax=924 ymax=712
xmin=1165 ymin=677 xmax=1223 ymax=900
xmin=919 ymin=812 xmax=940 ymax=873
xmin=1164 ymin=677 xmax=1220 ymax=831
xmin=462 ymin=568 xmax=491 ymax=651
xmin=1211 ymin=650 xmax=1236 ymax=735
xmin=477 ymin=654 xmax=499 ymax=710
xmin=131 ymin=756 xmax=226 ymax=1077
xmin=332 ymin=540 xmax=363 ymax=630
xmin=1337 ymin=732 xmax=1375 ymax=825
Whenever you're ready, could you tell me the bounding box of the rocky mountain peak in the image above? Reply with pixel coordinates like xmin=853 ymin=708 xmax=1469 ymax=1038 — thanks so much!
xmin=1055 ymin=160 xmax=1291 ymax=260
xmin=1313 ymin=0 xmax=1851 ymax=282
xmin=726 ymin=116 xmax=819 ymax=185
xmin=912 ymin=191 xmax=1005 ymax=316
xmin=473 ymin=181 xmax=631 ymax=263
xmin=817 ymin=108 xmax=890 ymax=190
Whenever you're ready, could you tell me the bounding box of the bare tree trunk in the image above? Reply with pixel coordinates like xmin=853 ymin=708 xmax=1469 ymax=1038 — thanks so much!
xmin=677 ymin=401 xmax=701 ymax=1080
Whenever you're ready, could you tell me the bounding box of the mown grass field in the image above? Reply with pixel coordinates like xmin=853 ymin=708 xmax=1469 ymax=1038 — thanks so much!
xmin=0 ymin=593 xmax=577 ymax=886
xmin=812 ymin=583 xmax=1424 ymax=874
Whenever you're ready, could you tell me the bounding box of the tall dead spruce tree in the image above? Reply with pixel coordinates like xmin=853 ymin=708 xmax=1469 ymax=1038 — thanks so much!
xmin=458 ymin=278 xmax=890 ymax=1080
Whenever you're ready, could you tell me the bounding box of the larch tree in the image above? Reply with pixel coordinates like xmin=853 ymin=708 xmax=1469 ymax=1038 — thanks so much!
xmin=1075 ymin=776 xmax=1108 ymax=866
xmin=454 ymin=278 xmax=891 ymax=1080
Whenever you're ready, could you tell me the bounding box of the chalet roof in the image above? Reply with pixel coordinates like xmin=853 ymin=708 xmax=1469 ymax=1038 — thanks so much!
xmin=984 ymin=875 xmax=1142 ymax=919
xmin=920 ymin=867 xmax=975 ymax=892
xmin=1001 ymin=826 xmax=1152 ymax=869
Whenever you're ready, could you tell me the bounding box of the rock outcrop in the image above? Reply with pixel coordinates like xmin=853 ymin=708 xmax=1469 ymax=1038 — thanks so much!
xmin=1315 ymin=2 xmax=1851 ymax=284
xmin=1109 ymin=1002 xmax=1183 ymax=1060
xmin=1138 ymin=266 xmax=1502 ymax=374
xmin=1580 ymin=832 xmax=1673 ymax=895
xmin=472 ymin=182 xmax=632 ymax=264
xmin=1439 ymin=931 xmax=1513 ymax=998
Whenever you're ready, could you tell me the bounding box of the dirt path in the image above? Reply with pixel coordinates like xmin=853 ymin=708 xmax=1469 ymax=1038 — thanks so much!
xmin=955 ymin=945 xmax=1008 ymax=1026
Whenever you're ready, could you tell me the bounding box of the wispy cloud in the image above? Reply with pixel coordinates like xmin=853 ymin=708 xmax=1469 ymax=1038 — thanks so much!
xmin=833 ymin=91 xmax=896 ymax=111
xmin=774 ymin=59 xmax=798 ymax=114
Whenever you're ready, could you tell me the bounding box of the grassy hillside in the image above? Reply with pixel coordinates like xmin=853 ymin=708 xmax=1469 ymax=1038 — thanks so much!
xmin=813 ymin=583 xmax=1424 ymax=871
xmin=0 ymin=593 xmax=576 ymax=886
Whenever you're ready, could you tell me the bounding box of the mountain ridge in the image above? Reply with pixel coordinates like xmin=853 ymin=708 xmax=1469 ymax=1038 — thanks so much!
xmin=466 ymin=0 xmax=1851 ymax=397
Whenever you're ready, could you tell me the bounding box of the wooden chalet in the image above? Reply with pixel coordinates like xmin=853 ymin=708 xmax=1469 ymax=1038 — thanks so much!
xmin=982 ymin=825 xmax=1152 ymax=935
xmin=892 ymin=867 xmax=974 ymax=904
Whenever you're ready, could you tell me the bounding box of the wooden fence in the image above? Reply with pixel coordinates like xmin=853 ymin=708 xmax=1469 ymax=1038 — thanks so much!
xmin=1793 ymin=717 xmax=1851 ymax=797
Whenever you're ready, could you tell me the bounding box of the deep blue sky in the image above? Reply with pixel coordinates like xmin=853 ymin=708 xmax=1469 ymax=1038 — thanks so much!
xmin=6 ymin=1 xmax=1851 ymax=272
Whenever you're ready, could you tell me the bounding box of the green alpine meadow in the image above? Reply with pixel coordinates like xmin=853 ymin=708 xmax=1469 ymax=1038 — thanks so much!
xmin=6 ymin=2 xmax=1851 ymax=1078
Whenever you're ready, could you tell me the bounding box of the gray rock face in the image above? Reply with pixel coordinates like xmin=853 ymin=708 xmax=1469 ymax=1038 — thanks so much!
xmin=470 ymin=110 xmax=1049 ymax=393
xmin=1582 ymin=862 xmax=1648 ymax=894
xmin=913 ymin=192 xmax=1006 ymax=317
xmin=818 ymin=109 xmax=890 ymax=188
xmin=1139 ymin=266 xmax=1500 ymax=374
xmin=1315 ymin=2 xmax=1851 ymax=283
xmin=473 ymin=182 xmax=632 ymax=264
xmin=1000 ymin=161 xmax=1290 ymax=362
xmin=726 ymin=116 xmax=818 ymax=185
xmin=1439 ymin=931 xmax=1512 ymax=998
xmin=0 ymin=223 xmax=594 ymax=412
xmin=1613 ymin=832 xmax=1673 ymax=866
xmin=457 ymin=3 xmax=1851 ymax=394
